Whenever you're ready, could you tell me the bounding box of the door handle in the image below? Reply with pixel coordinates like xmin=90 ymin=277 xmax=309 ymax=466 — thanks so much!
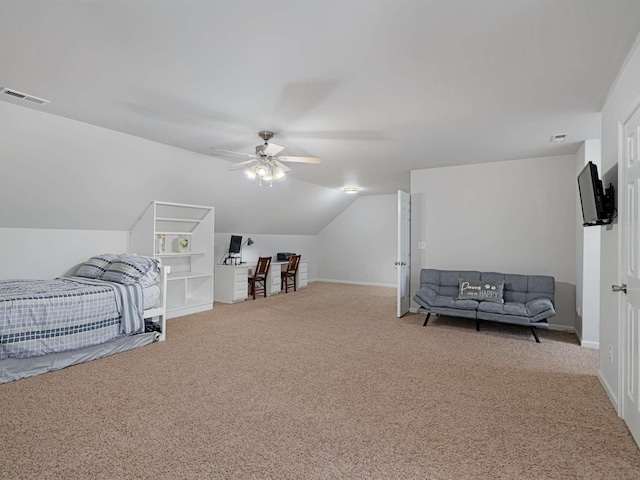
xmin=612 ymin=283 xmax=627 ymax=294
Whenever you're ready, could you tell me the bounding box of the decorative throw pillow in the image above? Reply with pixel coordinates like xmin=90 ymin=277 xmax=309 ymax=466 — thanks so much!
xmin=75 ymin=253 xmax=120 ymax=279
xmin=457 ymin=278 xmax=505 ymax=304
xmin=103 ymin=255 xmax=157 ymax=285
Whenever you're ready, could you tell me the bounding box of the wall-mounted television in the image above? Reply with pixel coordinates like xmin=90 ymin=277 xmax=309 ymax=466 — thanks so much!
xmin=577 ymin=161 xmax=614 ymax=226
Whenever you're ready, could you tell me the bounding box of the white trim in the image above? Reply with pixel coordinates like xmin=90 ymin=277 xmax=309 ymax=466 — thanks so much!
xmin=314 ymin=278 xmax=396 ymax=288
xmin=598 ymin=369 xmax=620 ymax=415
xmin=573 ymin=326 xmax=599 ymax=348
xmin=581 ymin=340 xmax=600 ymax=349
xmin=548 ymin=324 xmax=575 ymax=333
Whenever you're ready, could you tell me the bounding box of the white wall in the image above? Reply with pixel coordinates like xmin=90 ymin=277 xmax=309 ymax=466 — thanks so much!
xmin=214 ymin=233 xmax=317 ymax=280
xmin=599 ymin=35 xmax=640 ymax=408
xmin=316 ymin=195 xmax=397 ymax=287
xmin=411 ymin=154 xmax=577 ymax=329
xmin=0 ymin=228 xmax=129 ymax=279
xmin=575 ymin=140 xmax=602 ymax=348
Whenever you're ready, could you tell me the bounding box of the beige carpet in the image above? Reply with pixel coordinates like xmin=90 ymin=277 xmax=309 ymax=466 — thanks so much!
xmin=1 ymin=282 xmax=639 ymax=479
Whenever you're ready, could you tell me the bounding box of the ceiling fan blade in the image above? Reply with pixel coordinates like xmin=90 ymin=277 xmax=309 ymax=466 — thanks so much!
xmin=273 ymin=160 xmax=291 ymax=173
xmin=263 ymin=143 xmax=285 ymax=157
xmin=276 ymin=156 xmax=321 ymax=164
xmin=211 ymin=148 xmax=257 ymax=159
xmin=226 ymin=160 xmax=256 ymax=170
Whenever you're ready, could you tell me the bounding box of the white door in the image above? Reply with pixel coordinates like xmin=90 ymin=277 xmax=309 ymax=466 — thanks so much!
xmin=397 ymin=190 xmax=411 ymax=317
xmin=622 ymin=104 xmax=640 ymax=446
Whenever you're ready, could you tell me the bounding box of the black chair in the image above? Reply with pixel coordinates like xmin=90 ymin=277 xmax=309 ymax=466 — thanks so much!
xmin=280 ymin=255 xmax=301 ymax=293
xmin=248 ymin=256 xmax=271 ymax=299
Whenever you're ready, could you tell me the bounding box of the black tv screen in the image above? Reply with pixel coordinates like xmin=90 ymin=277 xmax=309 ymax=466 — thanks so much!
xmin=229 ymin=235 xmax=242 ymax=254
xmin=577 ymin=162 xmax=605 ymax=225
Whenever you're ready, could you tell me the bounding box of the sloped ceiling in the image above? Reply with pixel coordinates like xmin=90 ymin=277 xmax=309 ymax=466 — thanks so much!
xmin=0 ymin=101 xmax=353 ymax=234
xmin=0 ymin=0 xmax=640 ymax=233
xmin=1 ymin=0 xmax=640 ymax=198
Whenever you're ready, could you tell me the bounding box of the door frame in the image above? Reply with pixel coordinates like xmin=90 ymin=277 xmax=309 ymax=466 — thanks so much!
xmin=397 ymin=190 xmax=410 ymax=317
xmin=617 ymin=98 xmax=640 ymax=425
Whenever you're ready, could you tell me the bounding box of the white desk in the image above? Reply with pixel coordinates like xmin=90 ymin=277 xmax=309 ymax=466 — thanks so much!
xmin=215 ymin=260 xmax=308 ymax=304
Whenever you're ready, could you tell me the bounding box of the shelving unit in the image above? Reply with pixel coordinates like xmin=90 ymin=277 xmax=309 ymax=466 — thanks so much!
xmin=131 ymin=201 xmax=215 ymax=319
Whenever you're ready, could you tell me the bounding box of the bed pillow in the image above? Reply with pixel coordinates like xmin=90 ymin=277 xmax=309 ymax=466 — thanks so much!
xmin=75 ymin=253 xmax=120 ymax=279
xmin=135 ymin=256 xmax=161 ymax=288
xmin=457 ymin=278 xmax=504 ymax=304
xmin=102 ymin=255 xmax=158 ymax=286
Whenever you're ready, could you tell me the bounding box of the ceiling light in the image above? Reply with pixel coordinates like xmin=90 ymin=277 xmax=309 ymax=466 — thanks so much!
xmin=343 ymin=187 xmax=359 ymax=194
xmin=256 ymin=163 xmax=268 ymax=177
xmin=244 ymin=166 xmax=257 ymax=179
xmin=273 ymin=166 xmax=285 ymax=180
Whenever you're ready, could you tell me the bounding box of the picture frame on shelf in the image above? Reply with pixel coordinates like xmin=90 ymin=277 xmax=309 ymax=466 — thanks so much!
xmin=177 ymin=235 xmax=190 ymax=253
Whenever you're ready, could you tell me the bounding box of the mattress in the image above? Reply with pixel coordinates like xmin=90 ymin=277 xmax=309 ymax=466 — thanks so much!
xmin=0 ymin=277 xmax=145 ymax=360
xmin=143 ymin=285 xmax=160 ymax=310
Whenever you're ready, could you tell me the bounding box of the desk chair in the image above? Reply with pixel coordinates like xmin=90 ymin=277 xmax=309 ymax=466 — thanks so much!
xmin=280 ymin=255 xmax=301 ymax=293
xmin=248 ymin=256 xmax=271 ymax=299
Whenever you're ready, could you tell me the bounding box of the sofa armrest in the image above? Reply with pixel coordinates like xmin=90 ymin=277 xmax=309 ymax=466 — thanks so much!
xmin=526 ymin=298 xmax=555 ymax=318
xmin=414 ymin=287 xmax=437 ymax=308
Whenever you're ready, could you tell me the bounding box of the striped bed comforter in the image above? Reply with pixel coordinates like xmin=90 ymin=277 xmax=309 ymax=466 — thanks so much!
xmin=0 ymin=277 xmax=144 ymax=360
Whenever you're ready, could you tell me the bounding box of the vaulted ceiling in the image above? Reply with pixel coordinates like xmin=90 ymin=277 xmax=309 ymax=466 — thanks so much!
xmin=1 ymin=0 xmax=640 ymax=229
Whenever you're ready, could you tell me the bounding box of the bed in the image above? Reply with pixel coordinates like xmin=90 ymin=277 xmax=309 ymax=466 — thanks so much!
xmin=0 ymin=254 xmax=168 ymax=384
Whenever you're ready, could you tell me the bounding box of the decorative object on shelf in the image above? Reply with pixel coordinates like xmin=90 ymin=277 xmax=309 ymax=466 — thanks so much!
xmin=177 ymin=235 xmax=190 ymax=253
xmin=156 ymin=234 xmax=166 ymax=254
xmin=211 ymin=131 xmax=321 ymax=187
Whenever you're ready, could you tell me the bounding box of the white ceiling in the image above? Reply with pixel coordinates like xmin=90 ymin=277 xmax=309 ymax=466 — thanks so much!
xmin=1 ymin=0 xmax=640 ymax=195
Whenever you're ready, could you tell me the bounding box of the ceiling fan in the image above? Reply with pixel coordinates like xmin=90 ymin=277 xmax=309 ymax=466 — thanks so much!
xmin=211 ymin=131 xmax=321 ymax=185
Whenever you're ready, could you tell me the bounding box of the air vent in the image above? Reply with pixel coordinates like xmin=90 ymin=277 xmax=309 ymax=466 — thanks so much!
xmin=550 ymin=133 xmax=568 ymax=143
xmin=0 ymin=87 xmax=50 ymax=105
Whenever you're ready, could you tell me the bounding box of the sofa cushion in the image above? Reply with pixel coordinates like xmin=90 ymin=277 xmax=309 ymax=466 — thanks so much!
xmin=457 ymin=278 xmax=504 ymax=303
xmin=433 ymin=295 xmax=479 ymax=311
xmin=477 ymin=301 xmax=528 ymax=317
xmin=414 ymin=287 xmax=437 ymax=307
xmin=414 ymin=287 xmax=478 ymax=311
xmin=420 ymin=269 xmax=481 ymax=297
xmin=480 ymin=272 xmax=554 ymax=304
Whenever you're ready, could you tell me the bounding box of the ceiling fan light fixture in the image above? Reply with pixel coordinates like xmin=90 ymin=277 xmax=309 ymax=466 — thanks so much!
xmin=273 ymin=166 xmax=285 ymax=180
xmin=256 ymin=163 xmax=269 ymax=177
xmin=343 ymin=187 xmax=359 ymax=194
xmin=244 ymin=166 xmax=257 ymax=179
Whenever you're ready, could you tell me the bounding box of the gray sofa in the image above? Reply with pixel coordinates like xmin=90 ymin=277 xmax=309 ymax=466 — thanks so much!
xmin=413 ymin=269 xmax=556 ymax=342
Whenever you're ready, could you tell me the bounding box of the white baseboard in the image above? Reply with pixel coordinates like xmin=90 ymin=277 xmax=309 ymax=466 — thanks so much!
xmin=548 ymin=324 xmax=575 ymax=333
xmin=598 ymin=369 xmax=620 ymax=415
xmin=314 ymin=278 xmax=396 ymax=288
xmin=580 ymin=340 xmax=600 ymax=349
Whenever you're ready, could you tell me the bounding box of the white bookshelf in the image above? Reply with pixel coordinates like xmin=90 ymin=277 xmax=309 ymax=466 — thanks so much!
xmin=131 ymin=201 xmax=215 ymax=319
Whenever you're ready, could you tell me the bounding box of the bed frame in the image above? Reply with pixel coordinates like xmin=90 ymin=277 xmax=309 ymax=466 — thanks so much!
xmin=0 ymin=266 xmax=170 ymax=384
xmin=144 ymin=265 xmax=169 ymax=342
